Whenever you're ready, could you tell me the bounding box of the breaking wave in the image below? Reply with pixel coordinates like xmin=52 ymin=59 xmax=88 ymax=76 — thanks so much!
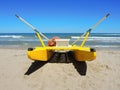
xmin=0 ymin=35 xmax=24 ymax=38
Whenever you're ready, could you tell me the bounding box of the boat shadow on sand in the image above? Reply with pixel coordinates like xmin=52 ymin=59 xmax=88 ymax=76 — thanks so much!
xmin=25 ymin=51 xmax=87 ymax=76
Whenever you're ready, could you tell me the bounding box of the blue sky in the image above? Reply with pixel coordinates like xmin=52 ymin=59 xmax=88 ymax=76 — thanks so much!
xmin=0 ymin=0 xmax=120 ymax=33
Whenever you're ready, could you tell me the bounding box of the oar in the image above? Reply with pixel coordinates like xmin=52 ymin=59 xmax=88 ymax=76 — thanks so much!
xmin=15 ymin=14 xmax=49 ymax=41
xmin=71 ymin=13 xmax=110 ymax=45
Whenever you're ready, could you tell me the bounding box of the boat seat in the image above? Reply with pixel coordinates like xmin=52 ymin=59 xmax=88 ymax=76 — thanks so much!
xmin=55 ymin=39 xmax=70 ymax=47
xmin=55 ymin=39 xmax=70 ymax=53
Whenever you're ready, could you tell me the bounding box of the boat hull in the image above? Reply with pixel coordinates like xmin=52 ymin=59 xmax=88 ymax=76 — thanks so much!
xmin=27 ymin=47 xmax=53 ymax=61
xmin=27 ymin=47 xmax=96 ymax=61
xmin=74 ymin=48 xmax=96 ymax=61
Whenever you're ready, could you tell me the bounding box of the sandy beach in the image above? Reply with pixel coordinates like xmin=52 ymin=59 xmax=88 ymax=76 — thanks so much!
xmin=0 ymin=47 xmax=120 ymax=90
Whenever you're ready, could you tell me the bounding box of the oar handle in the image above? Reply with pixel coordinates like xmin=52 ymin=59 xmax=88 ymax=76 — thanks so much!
xmin=106 ymin=13 xmax=110 ymax=17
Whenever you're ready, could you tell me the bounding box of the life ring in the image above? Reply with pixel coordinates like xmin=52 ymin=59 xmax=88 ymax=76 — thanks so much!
xmin=48 ymin=36 xmax=60 ymax=46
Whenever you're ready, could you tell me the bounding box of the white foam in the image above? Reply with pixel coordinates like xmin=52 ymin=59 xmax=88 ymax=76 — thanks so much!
xmin=0 ymin=35 xmax=24 ymax=38
xmin=91 ymin=45 xmax=120 ymax=48
xmin=71 ymin=36 xmax=120 ymax=42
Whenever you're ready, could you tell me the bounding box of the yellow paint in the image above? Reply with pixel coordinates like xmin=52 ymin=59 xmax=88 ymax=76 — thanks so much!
xmin=27 ymin=46 xmax=96 ymax=61
xmin=27 ymin=47 xmax=53 ymax=61
xmin=80 ymin=31 xmax=90 ymax=47
xmin=74 ymin=49 xmax=96 ymax=61
xmin=36 ymin=32 xmax=46 ymax=47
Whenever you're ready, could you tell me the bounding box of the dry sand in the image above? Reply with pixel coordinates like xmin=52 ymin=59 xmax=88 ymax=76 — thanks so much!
xmin=0 ymin=48 xmax=120 ymax=90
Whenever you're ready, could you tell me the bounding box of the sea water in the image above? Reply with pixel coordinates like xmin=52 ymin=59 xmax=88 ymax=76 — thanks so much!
xmin=0 ymin=33 xmax=120 ymax=49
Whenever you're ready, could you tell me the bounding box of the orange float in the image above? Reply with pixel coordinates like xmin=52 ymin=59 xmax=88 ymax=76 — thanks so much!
xmin=48 ymin=37 xmax=60 ymax=46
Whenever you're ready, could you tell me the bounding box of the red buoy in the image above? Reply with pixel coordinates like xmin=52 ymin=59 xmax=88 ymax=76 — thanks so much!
xmin=48 ymin=37 xmax=59 ymax=46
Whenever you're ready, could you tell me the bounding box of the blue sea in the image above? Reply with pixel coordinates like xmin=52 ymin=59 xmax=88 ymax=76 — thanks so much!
xmin=0 ymin=33 xmax=120 ymax=49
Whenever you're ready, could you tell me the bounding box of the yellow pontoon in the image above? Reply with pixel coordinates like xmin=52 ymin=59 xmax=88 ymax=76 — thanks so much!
xmin=15 ymin=13 xmax=110 ymax=62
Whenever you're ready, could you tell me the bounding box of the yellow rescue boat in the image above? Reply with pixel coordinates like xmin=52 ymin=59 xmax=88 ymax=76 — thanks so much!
xmin=15 ymin=13 xmax=110 ymax=62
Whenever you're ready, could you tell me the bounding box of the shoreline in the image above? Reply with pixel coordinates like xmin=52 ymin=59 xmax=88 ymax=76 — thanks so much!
xmin=0 ymin=45 xmax=120 ymax=51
